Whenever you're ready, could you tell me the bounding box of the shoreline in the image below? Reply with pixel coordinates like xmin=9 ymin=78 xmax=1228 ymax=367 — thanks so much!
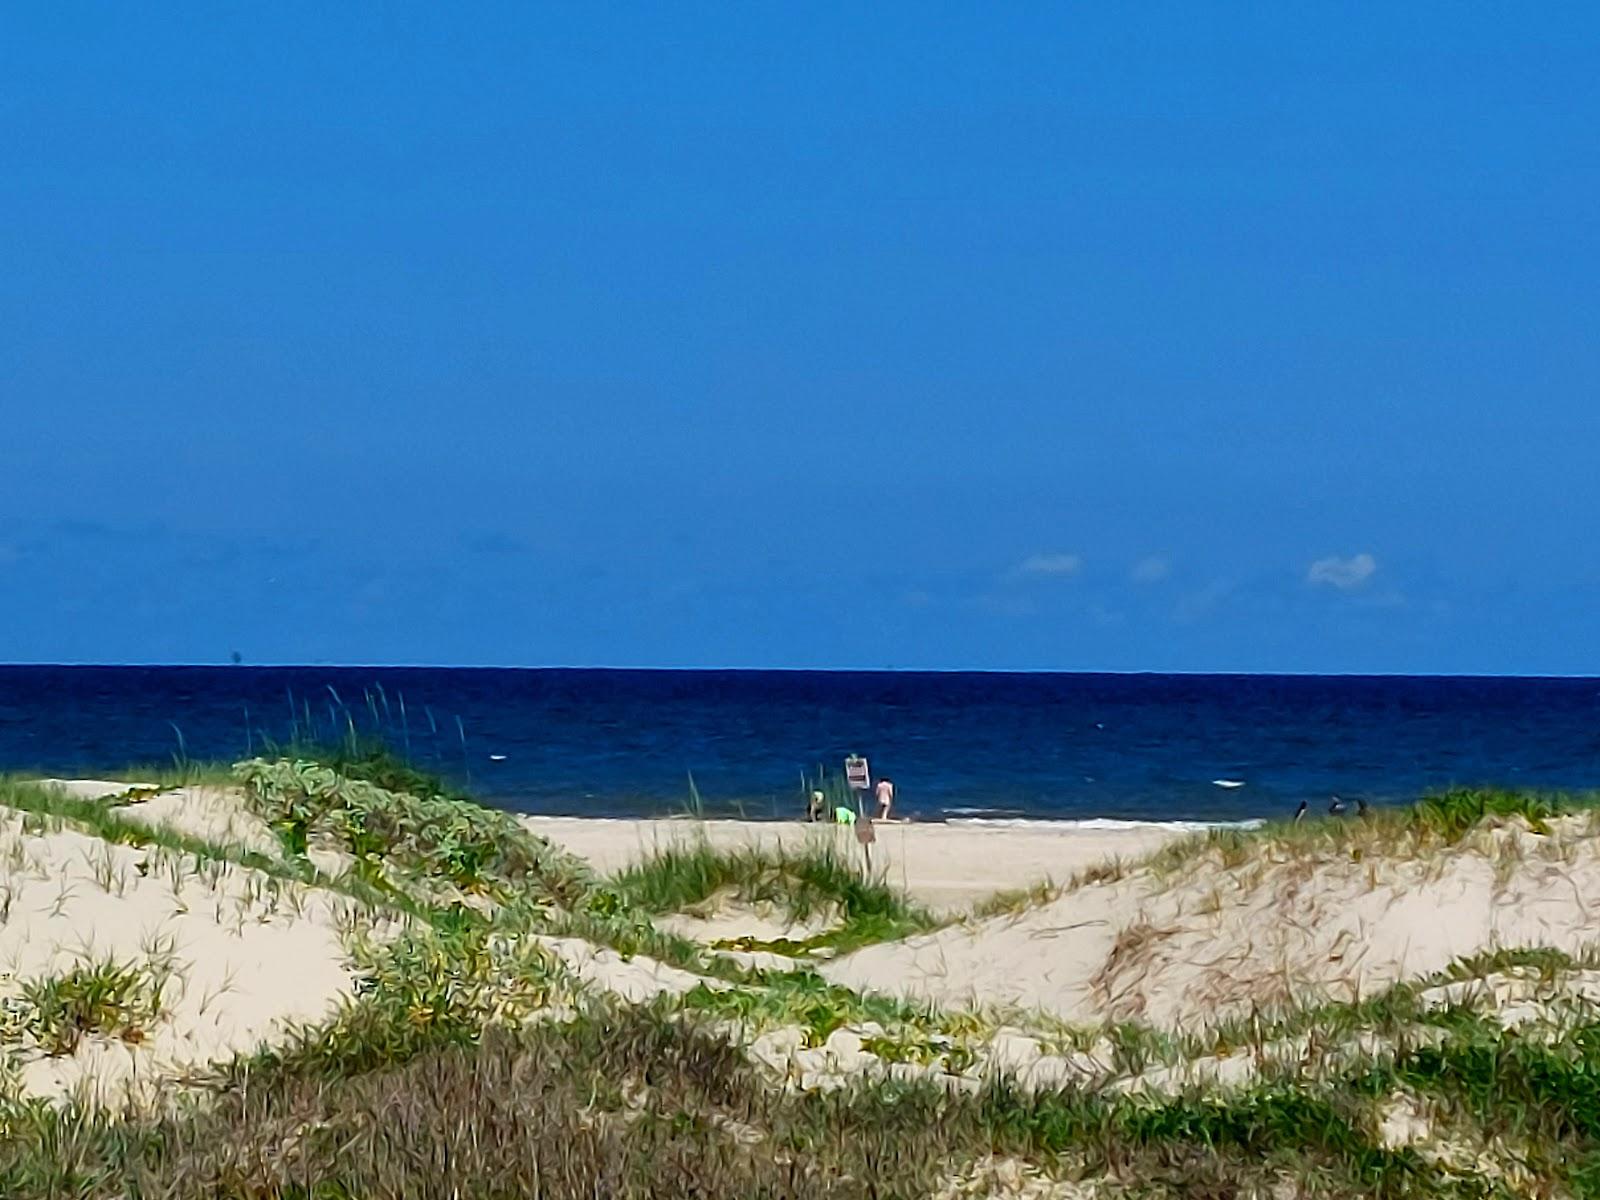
xmin=509 ymin=810 xmax=1267 ymax=831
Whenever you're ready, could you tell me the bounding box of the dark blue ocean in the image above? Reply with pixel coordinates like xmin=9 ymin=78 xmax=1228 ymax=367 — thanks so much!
xmin=2 ymin=667 xmax=1598 ymax=825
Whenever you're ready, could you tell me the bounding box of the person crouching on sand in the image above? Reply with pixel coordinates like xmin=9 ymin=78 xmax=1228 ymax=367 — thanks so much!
xmin=807 ymin=789 xmax=826 ymax=822
xmin=875 ymin=777 xmax=894 ymax=820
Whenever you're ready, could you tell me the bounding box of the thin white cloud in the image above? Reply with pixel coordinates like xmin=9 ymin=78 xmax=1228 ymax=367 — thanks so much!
xmin=1016 ymin=552 xmax=1082 ymax=578
xmin=1307 ymin=553 xmax=1378 ymax=590
xmin=1131 ymin=555 xmax=1170 ymax=583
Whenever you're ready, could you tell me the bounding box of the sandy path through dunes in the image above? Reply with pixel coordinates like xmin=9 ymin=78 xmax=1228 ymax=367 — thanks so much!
xmin=522 ymin=817 xmax=1187 ymax=915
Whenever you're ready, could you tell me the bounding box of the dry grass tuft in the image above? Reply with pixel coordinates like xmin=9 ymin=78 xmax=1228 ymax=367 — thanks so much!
xmin=1091 ymin=920 xmax=1180 ymax=1020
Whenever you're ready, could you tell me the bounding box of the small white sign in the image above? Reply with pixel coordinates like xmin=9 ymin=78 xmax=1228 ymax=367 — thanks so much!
xmin=844 ymin=755 xmax=870 ymax=791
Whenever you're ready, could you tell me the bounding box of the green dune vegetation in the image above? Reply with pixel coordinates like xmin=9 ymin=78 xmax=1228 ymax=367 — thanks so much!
xmin=2 ymin=752 xmax=1600 ymax=1196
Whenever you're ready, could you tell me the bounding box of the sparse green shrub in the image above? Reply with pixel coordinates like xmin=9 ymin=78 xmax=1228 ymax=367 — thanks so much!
xmin=1392 ymin=1017 xmax=1600 ymax=1144
xmin=859 ymin=1029 xmax=940 ymax=1065
xmin=234 ymin=757 xmax=595 ymax=905
xmin=678 ymin=970 xmax=938 ymax=1045
xmin=11 ymin=960 xmax=168 ymax=1056
xmin=1411 ymin=787 xmax=1564 ymax=840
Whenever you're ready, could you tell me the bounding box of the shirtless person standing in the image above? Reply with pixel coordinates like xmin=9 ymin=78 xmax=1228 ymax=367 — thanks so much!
xmin=874 ymin=777 xmax=895 ymax=821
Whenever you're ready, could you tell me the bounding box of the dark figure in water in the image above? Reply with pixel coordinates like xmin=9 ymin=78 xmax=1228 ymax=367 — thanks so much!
xmin=1329 ymin=795 xmax=1348 ymax=816
xmin=1356 ymin=797 xmax=1371 ymax=819
xmin=1294 ymin=799 xmax=1308 ymax=824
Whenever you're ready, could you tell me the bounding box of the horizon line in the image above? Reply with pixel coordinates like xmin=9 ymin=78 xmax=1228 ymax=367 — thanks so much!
xmin=2 ymin=661 xmax=1598 ymax=681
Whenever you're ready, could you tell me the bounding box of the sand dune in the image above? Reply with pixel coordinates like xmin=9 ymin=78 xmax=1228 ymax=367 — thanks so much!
xmin=115 ymin=785 xmax=283 ymax=858
xmin=17 ymin=774 xmax=1600 ymax=1113
xmin=10 ymin=769 xmax=1600 ymax=1193
xmin=0 ymin=795 xmax=363 ymax=1105
xmin=825 ymin=815 xmax=1600 ymax=1029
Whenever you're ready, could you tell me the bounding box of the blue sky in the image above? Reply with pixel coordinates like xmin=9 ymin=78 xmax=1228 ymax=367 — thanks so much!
xmin=3 ymin=5 xmax=1597 ymax=672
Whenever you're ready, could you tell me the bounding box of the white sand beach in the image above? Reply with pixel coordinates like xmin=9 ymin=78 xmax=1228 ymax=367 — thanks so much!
xmin=522 ymin=815 xmax=1189 ymax=915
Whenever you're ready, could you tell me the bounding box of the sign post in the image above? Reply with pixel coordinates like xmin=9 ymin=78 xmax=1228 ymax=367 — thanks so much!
xmin=844 ymin=754 xmax=874 ymax=869
xmin=844 ymin=753 xmax=869 ymax=787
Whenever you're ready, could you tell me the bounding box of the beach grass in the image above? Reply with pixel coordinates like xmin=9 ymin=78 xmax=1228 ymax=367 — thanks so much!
xmin=0 ymin=775 xmax=429 ymax=929
xmin=952 ymin=787 xmax=1600 ymax=919
xmin=0 ymin=777 xmax=286 ymax=877
xmin=8 ymin=958 xmax=171 ymax=1057
xmin=10 ymin=996 xmax=1597 ymax=1197
xmin=1151 ymin=786 xmax=1599 ymax=875
xmin=86 ymin=759 xmax=242 ymax=789
xmin=609 ymin=835 xmax=938 ymax=952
